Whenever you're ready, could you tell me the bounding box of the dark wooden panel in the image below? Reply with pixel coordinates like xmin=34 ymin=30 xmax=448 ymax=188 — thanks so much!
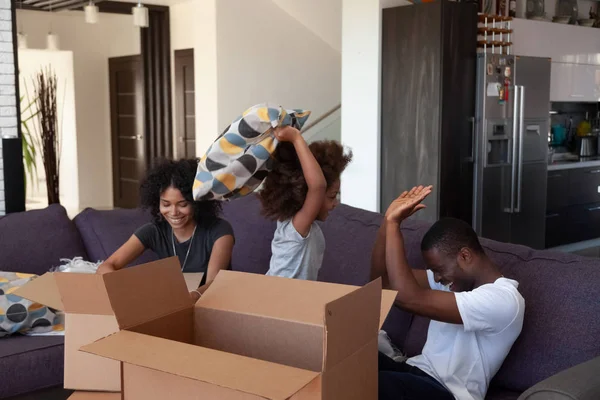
xmin=116 ymin=70 xmax=136 ymax=93
xmin=568 ymin=166 xmax=600 ymax=205
xmin=567 ymin=201 xmax=600 ymax=243
xmin=117 ymin=115 xmax=137 ymax=136
xmin=116 ymin=94 xmax=136 ymax=115
xmin=142 ymin=9 xmax=173 ymax=161
xmin=380 ymin=3 xmax=442 ymax=221
xmin=109 ymin=55 xmax=145 ymax=209
xmin=545 ymin=210 xmax=568 ymax=248
xmin=546 ymin=170 xmax=569 ymax=211
xmin=438 ymin=1 xmax=478 ymax=224
xmin=118 ymin=137 xmax=138 ymax=159
xmin=185 ymin=93 xmax=195 ymax=116
xmin=175 ymin=48 xmax=195 ymax=159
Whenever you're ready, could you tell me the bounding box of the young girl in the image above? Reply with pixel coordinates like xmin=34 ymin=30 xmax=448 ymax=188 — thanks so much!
xmin=259 ymin=127 xmax=352 ymax=280
xmin=97 ymin=159 xmax=234 ymax=301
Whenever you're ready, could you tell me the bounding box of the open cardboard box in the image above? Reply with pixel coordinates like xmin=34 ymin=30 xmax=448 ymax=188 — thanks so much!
xmin=13 ymin=259 xmax=202 ymax=392
xmin=78 ymin=257 xmax=397 ymax=399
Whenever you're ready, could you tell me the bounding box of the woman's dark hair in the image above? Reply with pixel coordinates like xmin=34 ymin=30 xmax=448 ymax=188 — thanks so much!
xmin=259 ymin=140 xmax=352 ymax=221
xmin=140 ymin=158 xmax=222 ymax=223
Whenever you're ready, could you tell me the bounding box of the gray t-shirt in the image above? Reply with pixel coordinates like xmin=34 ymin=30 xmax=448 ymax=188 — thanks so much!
xmin=266 ymin=219 xmax=325 ymax=281
xmin=134 ymin=218 xmax=234 ymax=286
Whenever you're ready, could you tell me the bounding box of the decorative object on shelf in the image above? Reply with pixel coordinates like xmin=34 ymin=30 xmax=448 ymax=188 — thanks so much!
xmin=556 ymin=0 xmax=578 ymax=24
xmin=525 ymin=0 xmax=545 ymax=20
xmin=477 ymin=14 xmax=513 ymax=54
xmin=509 ymin=0 xmax=516 ymax=17
xmin=32 ymin=67 xmax=62 ymax=205
xmin=578 ymin=18 xmax=594 ymax=27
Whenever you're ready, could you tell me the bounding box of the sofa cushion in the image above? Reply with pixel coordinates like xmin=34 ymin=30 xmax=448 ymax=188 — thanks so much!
xmin=73 ymin=208 xmax=158 ymax=266
xmin=0 ymin=205 xmax=88 ymax=275
xmin=0 ymin=335 xmax=64 ymax=398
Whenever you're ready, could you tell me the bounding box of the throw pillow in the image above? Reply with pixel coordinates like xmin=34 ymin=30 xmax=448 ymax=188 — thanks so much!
xmin=193 ymin=103 xmax=311 ymax=201
xmin=0 ymin=272 xmax=64 ymax=337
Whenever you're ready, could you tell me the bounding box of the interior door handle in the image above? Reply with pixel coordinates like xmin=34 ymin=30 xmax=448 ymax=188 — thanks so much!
xmin=136 ymin=135 xmax=143 ymax=140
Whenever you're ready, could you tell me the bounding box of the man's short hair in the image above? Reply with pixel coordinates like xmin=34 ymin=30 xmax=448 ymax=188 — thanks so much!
xmin=420 ymin=218 xmax=484 ymax=256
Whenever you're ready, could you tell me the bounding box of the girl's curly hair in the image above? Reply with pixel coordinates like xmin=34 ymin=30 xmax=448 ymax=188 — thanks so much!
xmin=140 ymin=158 xmax=222 ymax=223
xmin=259 ymin=140 xmax=352 ymax=221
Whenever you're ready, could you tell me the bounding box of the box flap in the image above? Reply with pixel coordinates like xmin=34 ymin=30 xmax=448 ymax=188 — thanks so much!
xmin=101 ymin=257 xmax=191 ymax=329
xmin=380 ymin=289 xmax=397 ymax=329
xmin=12 ymin=272 xmax=64 ymax=311
xmin=323 ymin=278 xmax=381 ymax=370
xmin=54 ymin=273 xmax=113 ymax=315
xmin=81 ymin=330 xmax=319 ymax=400
xmin=197 ymin=270 xmax=359 ymax=326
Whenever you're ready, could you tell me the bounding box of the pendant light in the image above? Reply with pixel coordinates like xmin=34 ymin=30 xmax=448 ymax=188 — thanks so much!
xmin=132 ymin=1 xmax=149 ymax=28
xmin=46 ymin=2 xmax=59 ymax=50
xmin=84 ymin=0 xmax=99 ymax=24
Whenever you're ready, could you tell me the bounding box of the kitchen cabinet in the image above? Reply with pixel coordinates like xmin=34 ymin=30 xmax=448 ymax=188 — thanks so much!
xmin=512 ymin=19 xmax=600 ymax=65
xmin=545 ymin=166 xmax=600 ymax=247
xmin=550 ymin=62 xmax=600 ymax=103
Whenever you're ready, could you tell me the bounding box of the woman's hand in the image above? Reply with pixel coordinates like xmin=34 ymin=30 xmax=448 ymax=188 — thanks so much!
xmin=96 ymin=262 xmax=117 ymax=275
xmin=190 ymin=290 xmax=201 ymax=303
xmin=385 ymin=185 xmax=433 ymax=223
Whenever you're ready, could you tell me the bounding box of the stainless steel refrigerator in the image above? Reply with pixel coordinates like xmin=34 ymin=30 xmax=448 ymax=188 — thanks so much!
xmin=472 ymin=54 xmax=551 ymax=250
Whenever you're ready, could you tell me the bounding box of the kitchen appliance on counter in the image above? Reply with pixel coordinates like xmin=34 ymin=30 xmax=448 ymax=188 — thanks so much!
xmin=578 ymin=135 xmax=598 ymax=157
xmin=473 ymin=54 xmax=551 ymax=249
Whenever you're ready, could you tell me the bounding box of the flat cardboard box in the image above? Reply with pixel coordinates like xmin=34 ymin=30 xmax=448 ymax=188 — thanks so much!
xmin=13 ymin=270 xmax=121 ymax=392
xmin=81 ymin=258 xmax=397 ymax=399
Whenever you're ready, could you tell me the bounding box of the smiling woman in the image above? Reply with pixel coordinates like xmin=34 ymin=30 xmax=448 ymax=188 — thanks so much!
xmin=96 ymin=159 xmax=235 ymax=301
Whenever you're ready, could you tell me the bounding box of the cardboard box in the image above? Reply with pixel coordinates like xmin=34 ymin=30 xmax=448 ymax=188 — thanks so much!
xmin=12 ymin=259 xmax=204 ymax=392
xmin=80 ymin=258 xmax=397 ymax=399
xmin=13 ymin=270 xmax=121 ymax=392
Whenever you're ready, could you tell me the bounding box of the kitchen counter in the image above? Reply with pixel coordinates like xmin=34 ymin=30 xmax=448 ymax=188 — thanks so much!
xmin=548 ymin=157 xmax=600 ymax=171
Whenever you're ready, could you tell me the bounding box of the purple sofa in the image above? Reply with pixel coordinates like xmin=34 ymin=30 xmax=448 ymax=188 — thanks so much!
xmin=0 ymin=196 xmax=599 ymax=399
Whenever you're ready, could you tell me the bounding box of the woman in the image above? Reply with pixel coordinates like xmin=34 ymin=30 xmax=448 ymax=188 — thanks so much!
xmin=97 ymin=159 xmax=234 ymax=301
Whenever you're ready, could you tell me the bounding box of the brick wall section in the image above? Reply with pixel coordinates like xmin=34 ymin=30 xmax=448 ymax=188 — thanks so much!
xmin=0 ymin=0 xmax=16 ymax=215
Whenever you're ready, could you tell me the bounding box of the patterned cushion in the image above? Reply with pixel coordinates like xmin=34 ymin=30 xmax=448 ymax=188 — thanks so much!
xmin=0 ymin=272 xmax=63 ymax=337
xmin=193 ymin=103 xmax=311 ymax=201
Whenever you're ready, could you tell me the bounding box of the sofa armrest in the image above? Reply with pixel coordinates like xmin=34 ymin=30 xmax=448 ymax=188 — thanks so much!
xmin=518 ymin=356 xmax=600 ymax=400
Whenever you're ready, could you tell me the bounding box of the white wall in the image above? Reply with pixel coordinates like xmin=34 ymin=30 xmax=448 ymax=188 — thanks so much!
xmin=170 ymin=0 xmax=219 ymax=157
xmin=215 ymin=0 xmax=341 ymax=138
xmin=19 ymin=49 xmax=78 ymax=213
xmin=16 ymin=9 xmax=140 ymax=211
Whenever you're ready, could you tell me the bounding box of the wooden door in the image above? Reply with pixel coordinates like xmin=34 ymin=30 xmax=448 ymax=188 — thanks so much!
xmin=174 ymin=49 xmax=196 ymax=159
xmin=109 ymin=55 xmax=145 ymax=209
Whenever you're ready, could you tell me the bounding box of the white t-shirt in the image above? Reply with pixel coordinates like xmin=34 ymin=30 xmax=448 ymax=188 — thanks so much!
xmin=265 ymin=219 xmax=325 ymax=280
xmin=406 ymin=270 xmax=525 ymax=400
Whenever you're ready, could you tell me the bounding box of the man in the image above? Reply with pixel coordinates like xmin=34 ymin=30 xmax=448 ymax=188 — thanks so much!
xmin=372 ymin=186 xmax=525 ymax=400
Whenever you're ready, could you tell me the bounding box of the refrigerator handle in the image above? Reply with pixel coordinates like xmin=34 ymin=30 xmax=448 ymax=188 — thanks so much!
xmin=515 ymin=85 xmax=525 ymax=213
xmin=509 ymin=86 xmax=519 ymax=214
xmin=466 ymin=117 xmax=475 ymax=162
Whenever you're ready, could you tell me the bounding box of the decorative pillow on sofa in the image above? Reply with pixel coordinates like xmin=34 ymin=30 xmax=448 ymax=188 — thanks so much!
xmin=0 ymin=272 xmax=64 ymax=337
xmin=193 ymin=103 xmax=311 ymax=201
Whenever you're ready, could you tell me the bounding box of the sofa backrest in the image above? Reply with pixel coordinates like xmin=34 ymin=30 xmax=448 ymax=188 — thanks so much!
xmin=0 ymin=204 xmax=88 ymax=275
xmin=73 ymin=207 xmax=158 ymax=265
